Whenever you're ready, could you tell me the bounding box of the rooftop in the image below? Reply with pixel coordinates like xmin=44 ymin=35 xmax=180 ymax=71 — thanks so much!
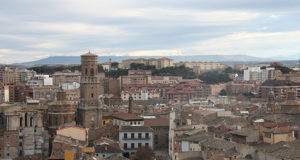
xmin=112 ymin=113 xmax=144 ymax=121
xmin=81 ymin=51 xmax=98 ymax=57
xmin=261 ymin=80 xmax=300 ymax=87
xmin=144 ymin=117 xmax=169 ymax=127
xmin=119 ymin=126 xmax=153 ymax=132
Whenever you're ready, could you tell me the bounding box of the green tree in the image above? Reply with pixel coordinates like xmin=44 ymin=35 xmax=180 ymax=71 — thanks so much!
xmin=198 ymin=71 xmax=232 ymax=84
xmin=219 ymin=89 xmax=227 ymax=96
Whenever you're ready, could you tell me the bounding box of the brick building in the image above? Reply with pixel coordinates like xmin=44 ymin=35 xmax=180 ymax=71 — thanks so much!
xmin=260 ymin=80 xmax=300 ymax=100
xmin=77 ymin=52 xmax=103 ymax=140
xmin=144 ymin=117 xmax=169 ymax=149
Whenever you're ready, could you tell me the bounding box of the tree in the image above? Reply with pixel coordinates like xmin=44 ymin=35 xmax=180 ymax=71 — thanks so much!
xmin=219 ymin=89 xmax=227 ymax=96
xmin=111 ymin=62 xmax=119 ymax=68
xmin=198 ymin=71 xmax=232 ymax=84
xmin=135 ymin=146 xmax=154 ymax=160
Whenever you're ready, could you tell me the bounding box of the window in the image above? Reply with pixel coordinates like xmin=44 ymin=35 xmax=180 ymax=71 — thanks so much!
xmin=145 ymin=133 xmax=149 ymax=138
xmin=91 ymin=69 xmax=94 ymax=76
xmin=124 ymin=143 xmax=127 ymax=149
xmin=131 ymin=143 xmax=135 ymax=149
xmin=155 ymin=135 xmax=158 ymax=144
xmin=131 ymin=133 xmax=135 ymax=139
xmin=138 ymin=133 xmax=142 ymax=138
xmin=138 ymin=143 xmax=142 ymax=148
xmin=145 ymin=143 xmax=149 ymax=147
xmin=25 ymin=113 xmax=28 ymax=127
xmin=124 ymin=133 xmax=127 ymax=139
xmin=30 ymin=117 xmax=33 ymax=127
xmin=91 ymin=93 xmax=94 ymax=98
xmin=20 ymin=117 xmax=23 ymax=127
xmin=64 ymin=116 xmax=67 ymax=123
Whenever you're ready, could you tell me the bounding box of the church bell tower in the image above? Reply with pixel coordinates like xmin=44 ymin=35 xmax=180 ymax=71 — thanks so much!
xmin=77 ymin=51 xmax=102 ymax=129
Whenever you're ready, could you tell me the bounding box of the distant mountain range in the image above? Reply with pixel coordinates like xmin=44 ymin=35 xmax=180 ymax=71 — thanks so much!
xmin=12 ymin=55 xmax=299 ymax=67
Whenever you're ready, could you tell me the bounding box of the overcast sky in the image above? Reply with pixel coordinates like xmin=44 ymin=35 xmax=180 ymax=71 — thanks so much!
xmin=0 ymin=0 xmax=300 ymax=64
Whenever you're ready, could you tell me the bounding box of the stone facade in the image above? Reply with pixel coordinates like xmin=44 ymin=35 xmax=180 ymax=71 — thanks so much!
xmin=0 ymin=105 xmax=49 ymax=159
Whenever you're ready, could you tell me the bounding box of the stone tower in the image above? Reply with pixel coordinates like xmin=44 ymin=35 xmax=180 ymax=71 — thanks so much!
xmin=128 ymin=94 xmax=134 ymax=113
xmin=77 ymin=51 xmax=102 ymax=129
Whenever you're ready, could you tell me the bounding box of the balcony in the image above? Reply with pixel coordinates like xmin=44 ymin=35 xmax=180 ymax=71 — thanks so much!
xmin=122 ymin=137 xmax=151 ymax=140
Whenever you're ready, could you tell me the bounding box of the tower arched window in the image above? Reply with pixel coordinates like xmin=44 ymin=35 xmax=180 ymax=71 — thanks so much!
xmin=90 ymin=68 xmax=94 ymax=76
xmin=20 ymin=117 xmax=23 ymax=127
xmin=25 ymin=113 xmax=28 ymax=127
xmin=30 ymin=117 xmax=33 ymax=127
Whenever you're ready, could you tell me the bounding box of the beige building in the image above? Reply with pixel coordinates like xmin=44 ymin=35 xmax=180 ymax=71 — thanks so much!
xmin=263 ymin=127 xmax=295 ymax=144
xmin=0 ymin=67 xmax=21 ymax=84
xmin=65 ymin=88 xmax=80 ymax=104
xmin=175 ymin=62 xmax=227 ymax=74
xmin=32 ymin=85 xmax=59 ymax=102
xmin=276 ymin=72 xmax=300 ymax=83
xmin=148 ymin=76 xmax=182 ymax=84
xmin=122 ymin=57 xmax=174 ymax=69
xmin=120 ymin=70 xmax=152 ymax=85
xmin=121 ymin=90 xmax=160 ymax=101
xmin=53 ymin=70 xmax=80 ymax=86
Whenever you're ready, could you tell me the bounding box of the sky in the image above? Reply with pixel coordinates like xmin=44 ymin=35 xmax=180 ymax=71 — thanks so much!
xmin=0 ymin=0 xmax=300 ymax=64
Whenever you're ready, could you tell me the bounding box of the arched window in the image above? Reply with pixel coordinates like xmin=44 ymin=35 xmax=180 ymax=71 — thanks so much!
xmin=20 ymin=117 xmax=23 ymax=127
xmin=25 ymin=113 xmax=28 ymax=127
xmin=90 ymin=68 xmax=94 ymax=76
xmin=64 ymin=116 xmax=67 ymax=123
xmin=85 ymin=68 xmax=88 ymax=75
xmin=30 ymin=117 xmax=33 ymax=127
xmin=55 ymin=117 xmax=58 ymax=125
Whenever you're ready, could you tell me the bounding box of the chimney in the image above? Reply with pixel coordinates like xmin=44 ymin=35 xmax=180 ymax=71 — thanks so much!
xmin=128 ymin=94 xmax=134 ymax=114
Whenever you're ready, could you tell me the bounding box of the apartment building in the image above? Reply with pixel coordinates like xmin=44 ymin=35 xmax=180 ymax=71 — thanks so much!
xmin=122 ymin=57 xmax=174 ymax=69
xmin=53 ymin=70 xmax=80 ymax=86
xmin=175 ymin=62 xmax=227 ymax=74
xmin=243 ymin=67 xmax=277 ymax=83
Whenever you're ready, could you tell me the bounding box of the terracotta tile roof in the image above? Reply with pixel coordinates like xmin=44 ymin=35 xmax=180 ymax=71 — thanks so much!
xmin=119 ymin=126 xmax=153 ymax=132
xmin=261 ymin=80 xmax=300 ymax=86
xmin=112 ymin=113 xmax=144 ymax=121
xmin=144 ymin=117 xmax=169 ymax=127
xmin=94 ymin=138 xmax=124 ymax=153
